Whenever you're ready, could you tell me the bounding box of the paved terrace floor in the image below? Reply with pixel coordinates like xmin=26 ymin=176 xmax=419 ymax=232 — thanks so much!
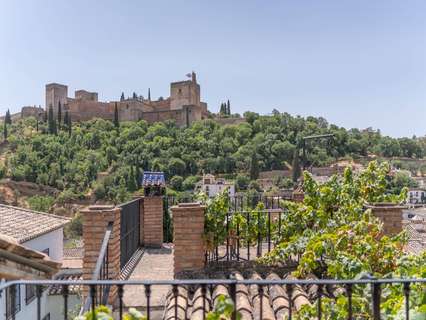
xmin=123 ymin=245 xmax=174 ymax=319
xmin=121 ymin=242 xmax=277 ymax=319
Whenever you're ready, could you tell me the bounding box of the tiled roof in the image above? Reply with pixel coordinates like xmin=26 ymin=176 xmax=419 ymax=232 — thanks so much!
xmin=0 ymin=234 xmax=61 ymax=278
xmin=48 ymin=271 xmax=82 ymax=295
xmin=163 ymin=272 xmax=313 ymax=320
xmin=404 ymin=221 xmax=426 ymax=254
xmin=0 ymin=204 xmax=70 ymax=243
xmin=142 ymin=171 xmax=166 ymax=187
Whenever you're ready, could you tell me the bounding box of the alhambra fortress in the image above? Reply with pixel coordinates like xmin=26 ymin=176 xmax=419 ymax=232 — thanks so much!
xmin=21 ymin=72 xmax=211 ymax=127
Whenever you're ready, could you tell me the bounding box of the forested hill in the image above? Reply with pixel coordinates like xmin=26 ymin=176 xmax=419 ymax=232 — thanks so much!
xmin=1 ymin=112 xmax=425 ymax=203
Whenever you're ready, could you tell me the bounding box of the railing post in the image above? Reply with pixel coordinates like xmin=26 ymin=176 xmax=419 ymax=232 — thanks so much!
xmin=371 ymin=282 xmax=381 ymax=320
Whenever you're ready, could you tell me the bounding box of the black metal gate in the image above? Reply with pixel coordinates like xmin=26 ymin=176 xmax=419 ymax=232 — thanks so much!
xmin=119 ymin=198 xmax=141 ymax=269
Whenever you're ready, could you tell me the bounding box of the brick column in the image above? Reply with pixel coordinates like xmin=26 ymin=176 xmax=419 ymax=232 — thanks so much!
xmin=366 ymin=203 xmax=406 ymax=236
xmin=143 ymin=196 xmax=163 ymax=247
xmin=172 ymin=203 xmax=205 ymax=277
xmin=81 ymin=205 xmax=121 ymax=304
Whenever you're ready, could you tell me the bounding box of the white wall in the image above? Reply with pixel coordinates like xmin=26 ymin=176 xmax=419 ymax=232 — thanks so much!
xmin=202 ymin=184 xmax=235 ymax=198
xmin=0 ymin=282 xmax=50 ymax=320
xmin=22 ymin=228 xmax=64 ymax=262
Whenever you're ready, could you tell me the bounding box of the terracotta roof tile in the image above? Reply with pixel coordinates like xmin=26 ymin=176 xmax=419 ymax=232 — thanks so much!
xmin=0 ymin=204 xmax=70 ymax=243
xmin=163 ymin=272 xmax=312 ymax=320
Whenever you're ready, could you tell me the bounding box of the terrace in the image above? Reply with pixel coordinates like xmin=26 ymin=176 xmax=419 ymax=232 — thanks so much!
xmin=1 ymin=175 xmax=425 ymax=319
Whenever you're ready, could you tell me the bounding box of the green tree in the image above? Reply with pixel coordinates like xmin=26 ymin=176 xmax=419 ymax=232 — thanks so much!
xmin=291 ymin=148 xmax=301 ymax=182
xmin=48 ymin=104 xmax=57 ymax=135
xmin=249 ymin=152 xmax=259 ymax=180
xmin=170 ymin=175 xmax=183 ymax=191
xmin=57 ymin=101 xmax=62 ymax=129
xmin=226 ymin=99 xmax=231 ymax=115
xmin=120 ymin=92 xmax=125 ymax=101
xmin=3 ymin=122 xmax=7 ymax=141
xmin=114 ymin=102 xmax=120 ymax=129
xmin=5 ymin=109 xmax=12 ymax=125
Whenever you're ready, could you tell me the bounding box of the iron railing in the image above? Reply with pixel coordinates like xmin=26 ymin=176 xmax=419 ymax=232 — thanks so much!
xmin=0 ymin=278 xmax=424 ymax=320
xmin=79 ymin=222 xmax=113 ymax=315
xmin=119 ymin=198 xmax=141 ymax=269
xmin=205 ymin=210 xmax=287 ymax=263
xmin=163 ymin=194 xmax=291 ymax=243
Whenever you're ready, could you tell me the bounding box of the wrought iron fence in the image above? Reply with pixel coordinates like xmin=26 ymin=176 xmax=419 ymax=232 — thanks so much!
xmin=205 ymin=209 xmax=287 ymax=263
xmin=163 ymin=194 xmax=291 ymax=243
xmin=119 ymin=198 xmax=141 ymax=269
xmin=0 ymin=278 xmax=424 ymax=320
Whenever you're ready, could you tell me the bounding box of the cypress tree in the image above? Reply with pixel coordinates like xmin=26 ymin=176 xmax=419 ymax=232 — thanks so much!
xmin=57 ymin=101 xmax=62 ymax=129
xmin=48 ymin=104 xmax=57 ymax=135
xmin=219 ymin=103 xmax=225 ymax=115
xmin=64 ymin=111 xmax=69 ymax=130
xmin=226 ymin=99 xmax=231 ymax=115
xmin=44 ymin=109 xmax=48 ymax=122
xmin=250 ymin=152 xmax=260 ymax=180
xmin=120 ymin=92 xmax=125 ymax=101
xmin=67 ymin=113 xmax=72 ymax=136
xmin=292 ymin=149 xmax=301 ymax=182
xmin=114 ymin=102 xmax=120 ymax=129
xmin=3 ymin=122 xmax=7 ymax=141
xmin=5 ymin=109 xmax=11 ymax=125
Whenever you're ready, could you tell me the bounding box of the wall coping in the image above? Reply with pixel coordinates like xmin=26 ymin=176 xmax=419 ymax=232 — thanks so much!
xmin=365 ymin=203 xmax=408 ymax=210
xmin=81 ymin=205 xmax=116 ymax=212
xmin=171 ymin=202 xmax=206 ymax=210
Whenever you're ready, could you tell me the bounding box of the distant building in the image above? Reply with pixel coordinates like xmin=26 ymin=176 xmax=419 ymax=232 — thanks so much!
xmin=408 ymin=188 xmax=426 ymax=204
xmin=0 ymin=204 xmax=74 ymax=320
xmin=23 ymin=72 xmax=209 ymax=127
xmin=197 ymin=174 xmax=235 ymax=198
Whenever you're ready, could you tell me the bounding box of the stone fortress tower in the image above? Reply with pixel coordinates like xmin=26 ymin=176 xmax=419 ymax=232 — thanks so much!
xmin=45 ymin=83 xmax=68 ymax=114
xmin=29 ymin=72 xmax=209 ymax=127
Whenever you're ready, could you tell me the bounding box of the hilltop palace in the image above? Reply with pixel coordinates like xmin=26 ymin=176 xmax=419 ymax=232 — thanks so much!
xmin=21 ymin=72 xmax=210 ymax=127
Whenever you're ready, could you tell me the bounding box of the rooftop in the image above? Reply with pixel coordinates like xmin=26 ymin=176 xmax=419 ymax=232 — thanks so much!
xmin=142 ymin=171 xmax=166 ymax=187
xmin=0 ymin=234 xmax=60 ymax=279
xmin=0 ymin=204 xmax=70 ymax=243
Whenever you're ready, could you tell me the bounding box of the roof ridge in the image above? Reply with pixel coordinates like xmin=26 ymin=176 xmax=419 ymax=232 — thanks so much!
xmin=0 ymin=203 xmax=70 ymax=222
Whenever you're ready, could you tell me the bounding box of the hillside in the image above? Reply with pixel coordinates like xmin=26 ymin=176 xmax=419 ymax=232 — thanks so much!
xmin=1 ymin=113 xmax=425 ymax=206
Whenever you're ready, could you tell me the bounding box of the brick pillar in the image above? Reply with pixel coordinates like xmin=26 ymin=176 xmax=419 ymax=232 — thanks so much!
xmin=366 ymin=203 xmax=406 ymax=236
xmin=172 ymin=203 xmax=205 ymax=277
xmin=81 ymin=205 xmax=121 ymax=304
xmin=143 ymin=196 xmax=163 ymax=247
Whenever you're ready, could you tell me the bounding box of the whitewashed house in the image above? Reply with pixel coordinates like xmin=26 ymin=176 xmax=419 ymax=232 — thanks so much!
xmin=197 ymin=174 xmax=235 ymax=198
xmin=407 ymin=188 xmax=426 ymax=204
xmin=0 ymin=204 xmax=70 ymax=320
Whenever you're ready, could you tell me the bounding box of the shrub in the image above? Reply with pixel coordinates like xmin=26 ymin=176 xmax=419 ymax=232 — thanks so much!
xmin=27 ymin=195 xmax=54 ymax=212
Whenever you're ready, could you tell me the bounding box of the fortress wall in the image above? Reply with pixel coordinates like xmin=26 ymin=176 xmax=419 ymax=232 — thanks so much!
xmin=141 ymin=109 xmax=184 ymax=126
xmin=68 ymin=100 xmax=113 ymax=121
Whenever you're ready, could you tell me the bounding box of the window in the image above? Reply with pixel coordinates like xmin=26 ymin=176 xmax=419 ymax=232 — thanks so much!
xmin=25 ymin=285 xmax=36 ymax=304
xmin=6 ymin=285 xmax=21 ymax=319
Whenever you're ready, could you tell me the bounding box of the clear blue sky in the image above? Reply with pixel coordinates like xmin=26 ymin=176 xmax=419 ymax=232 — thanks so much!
xmin=1 ymin=0 xmax=425 ymax=137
